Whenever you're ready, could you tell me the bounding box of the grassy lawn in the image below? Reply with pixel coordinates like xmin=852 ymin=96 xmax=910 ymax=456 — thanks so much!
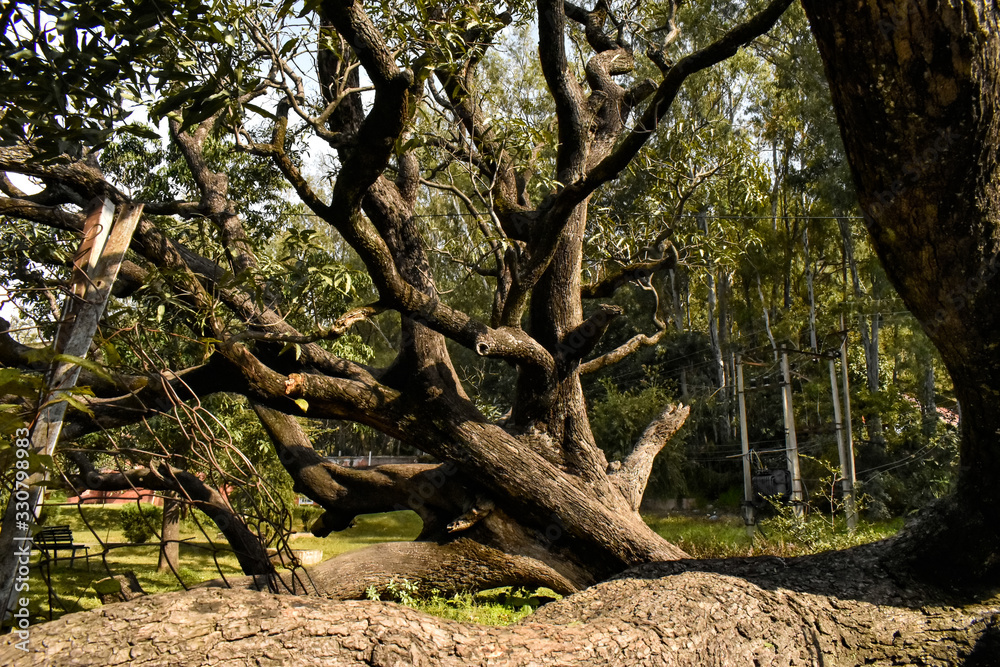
xmin=644 ymin=512 xmax=904 ymax=558
xmin=21 ymin=505 xmax=422 ymax=623
xmin=17 ymin=504 xmax=902 ymax=626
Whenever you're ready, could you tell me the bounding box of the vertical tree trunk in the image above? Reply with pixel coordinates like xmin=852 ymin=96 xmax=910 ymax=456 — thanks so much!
xmin=802 ymin=0 xmax=1000 ymax=582
xmin=700 ymin=216 xmax=726 ymax=399
xmin=804 ymin=228 xmax=818 ymax=351
xmin=861 ymin=313 xmax=884 ymax=448
xmin=669 ymin=268 xmax=684 ymax=333
xmin=839 ymin=217 xmax=884 ymax=448
xmin=158 ymin=494 xmax=180 ymax=574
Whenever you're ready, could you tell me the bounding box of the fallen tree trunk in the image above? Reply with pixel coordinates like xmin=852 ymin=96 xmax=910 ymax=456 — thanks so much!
xmin=5 ymin=541 xmax=999 ymax=666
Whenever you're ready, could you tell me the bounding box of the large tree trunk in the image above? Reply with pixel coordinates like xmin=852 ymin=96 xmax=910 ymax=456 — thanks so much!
xmin=237 ymin=0 xmax=795 ymax=590
xmin=0 ymin=0 xmax=795 ymax=630
xmin=921 ymin=348 xmax=939 ymax=437
xmin=5 ymin=542 xmax=999 ymax=666
xmin=801 ymin=0 xmax=1000 ymax=582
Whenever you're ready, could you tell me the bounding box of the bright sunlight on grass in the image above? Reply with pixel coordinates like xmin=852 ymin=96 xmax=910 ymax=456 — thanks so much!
xmin=644 ymin=512 xmax=904 ymax=559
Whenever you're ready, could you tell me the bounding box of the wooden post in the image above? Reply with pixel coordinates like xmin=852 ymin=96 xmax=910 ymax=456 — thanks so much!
xmin=736 ymin=356 xmax=754 ymax=537
xmin=0 ymin=199 xmax=143 ymax=621
xmin=839 ymin=316 xmax=858 ymax=529
xmin=780 ymin=348 xmax=804 ymax=518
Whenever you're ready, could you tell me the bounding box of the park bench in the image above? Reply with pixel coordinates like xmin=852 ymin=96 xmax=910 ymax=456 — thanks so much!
xmin=34 ymin=525 xmax=90 ymax=568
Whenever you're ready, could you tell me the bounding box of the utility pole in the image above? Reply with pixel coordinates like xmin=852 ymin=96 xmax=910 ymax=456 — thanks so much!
xmin=780 ymin=347 xmax=804 ymax=517
xmin=0 ymin=199 xmax=143 ymax=621
xmin=736 ymin=356 xmax=754 ymax=538
xmin=829 ymin=356 xmax=857 ymax=529
xmin=838 ymin=316 xmax=858 ymax=530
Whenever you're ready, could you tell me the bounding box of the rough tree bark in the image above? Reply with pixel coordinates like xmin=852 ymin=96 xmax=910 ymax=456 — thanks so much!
xmin=800 ymin=0 xmax=1000 ymax=583
xmin=157 ymin=493 xmax=180 ymax=574
xmin=4 ymin=541 xmax=1000 ymax=666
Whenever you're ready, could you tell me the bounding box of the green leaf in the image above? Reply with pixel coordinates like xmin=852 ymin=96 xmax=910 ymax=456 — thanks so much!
xmin=293 ymin=398 xmax=309 ymax=413
xmin=52 ymin=353 xmax=114 ymax=383
xmin=59 ymin=393 xmax=96 ymax=417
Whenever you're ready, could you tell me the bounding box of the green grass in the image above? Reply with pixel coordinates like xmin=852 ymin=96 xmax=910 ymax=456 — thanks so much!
xmin=414 ymin=588 xmax=559 ymax=625
xmin=369 ymin=582 xmax=558 ymax=625
xmin=644 ymin=512 xmax=904 ymax=558
xmin=16 ymin=504 xmax=903 ymax=626
xmin=19 ymin=505 xmax=421 ymax=624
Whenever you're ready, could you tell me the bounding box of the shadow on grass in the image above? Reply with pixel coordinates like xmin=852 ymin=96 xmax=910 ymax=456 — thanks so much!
xmin=26 ymin=508 xmax=422 ymax=623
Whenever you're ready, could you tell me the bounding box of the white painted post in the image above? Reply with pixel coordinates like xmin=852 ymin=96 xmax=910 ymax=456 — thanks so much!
xmin=829 ymin=357 xmax=857 ymax=529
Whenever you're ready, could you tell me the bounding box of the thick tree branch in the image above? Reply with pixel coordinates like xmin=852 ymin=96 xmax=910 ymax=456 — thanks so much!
xmin=610 ymin=404 xmax=690 ymax=510
xmin=235 ymin=305 xmax=385 ymax=344
xmin=169 ymin=118 xmax=257 ymax=276
xmin=579 ymin=328 xmax=667 ymax=375
xmin=537 ymin=0 xmax=589 ymax=182
xmin=564 ymin=1 xmax=619 ymax=53
xmin=0 ymin=196 xmax=85 ymax=230
xmin=581 ymin=250 xmax=678 ymax=299
xmin=0 ymin=145 xmax=124 ymax=202
xmin=251 ymin=404 xmax=471 ymax=538
xmin=557 ymin=304 xmax=623 ymax=364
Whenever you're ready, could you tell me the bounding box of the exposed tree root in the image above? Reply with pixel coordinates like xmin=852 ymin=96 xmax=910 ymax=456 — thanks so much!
xmin=197 ymin=539 xmax=579 ymax=599
xmin=6 ymin=540 xmax=1000 ymax=666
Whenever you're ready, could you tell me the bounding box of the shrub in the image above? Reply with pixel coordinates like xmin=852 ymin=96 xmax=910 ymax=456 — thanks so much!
xmin=299 ymin=506 xmax=323 ymax=532
xmin=119 ymin=504 xmax=162 ymax=543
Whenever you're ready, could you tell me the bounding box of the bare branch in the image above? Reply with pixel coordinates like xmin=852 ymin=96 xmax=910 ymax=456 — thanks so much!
xmin=582 ymin=249 xmax=678 ymax=299
xmin=235 ymin=304 xmax=385 ymax=344
xmin=579 ymin=329 xmax=667 ymax=375
xmin=550 ymin=0 xmax=796 ymax=213
xmin=610 ymin=403 xmax=690 ymax=510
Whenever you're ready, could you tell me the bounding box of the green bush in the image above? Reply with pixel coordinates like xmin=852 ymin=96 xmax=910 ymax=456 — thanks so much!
xmin=119 ymin=504 xmax=162 ymax=543
xmin=299 ymin=506 xmax=323 ymax=532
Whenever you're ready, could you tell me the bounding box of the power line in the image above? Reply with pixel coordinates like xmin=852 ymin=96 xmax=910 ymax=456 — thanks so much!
xmin=298 ymin=211 xmax=866 ymax=221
